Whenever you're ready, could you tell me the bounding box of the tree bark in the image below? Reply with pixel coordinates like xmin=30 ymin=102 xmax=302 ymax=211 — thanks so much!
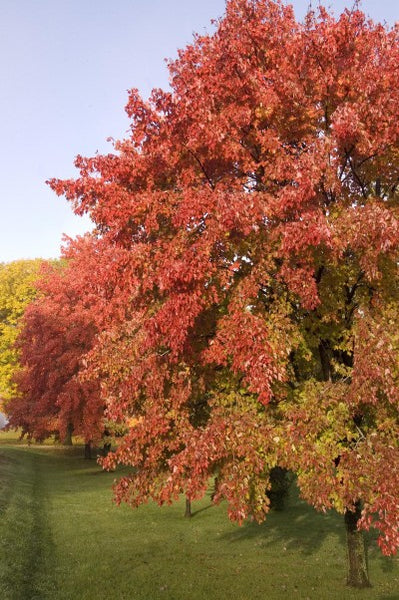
xmin=211 ymin=476 xmax=219 ymax=501
xmin=345 ymin=501 xmax=371 ymax=588
xmin=184 ymin=497 xmax=192 ymax=518
xmin=102 ymin=442 xmax=111 ymax=457
xmin=267 ymin=467 xmax=290 ymax=511
xmin=84 ymin=441 xmax=92 ymax=459
xmin=63 ymin=422 xmax=73 ymax=446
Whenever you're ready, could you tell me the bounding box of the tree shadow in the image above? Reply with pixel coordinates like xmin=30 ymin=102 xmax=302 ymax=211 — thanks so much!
xmin=221 ymin=484 xmax=344 ymax=556
xmin=191 ymin=504 xmax=214 ymax=517
xmin=220 ymin=482 xmax=396 ymax=580
xmin=364 ymin=529 xmax=395 ymax=574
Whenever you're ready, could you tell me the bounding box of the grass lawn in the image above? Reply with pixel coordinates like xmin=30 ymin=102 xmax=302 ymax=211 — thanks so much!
xmin=0 ymin=431 xmax=397 ymax=600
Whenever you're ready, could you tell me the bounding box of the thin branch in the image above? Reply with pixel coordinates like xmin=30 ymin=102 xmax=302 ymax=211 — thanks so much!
xmin=185 ymin=148 xmax=216 ymax=191
xmin=348 ymin=157 xmax=368 ymax=198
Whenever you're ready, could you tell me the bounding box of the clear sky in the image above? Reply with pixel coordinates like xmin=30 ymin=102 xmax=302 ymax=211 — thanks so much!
xmin=0 ymin=0 xmax=397 ymax=262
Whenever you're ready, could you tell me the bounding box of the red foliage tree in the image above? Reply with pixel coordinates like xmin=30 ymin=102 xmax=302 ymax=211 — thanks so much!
xmin=8 ymin=241 xmax=106 ymax=452
xmin=49 ymin=0 xmax=399 ymax=587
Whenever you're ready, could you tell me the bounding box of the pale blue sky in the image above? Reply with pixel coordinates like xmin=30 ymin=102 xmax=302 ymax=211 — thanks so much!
xmin=0 ymin=0 xmax=397 ymax=262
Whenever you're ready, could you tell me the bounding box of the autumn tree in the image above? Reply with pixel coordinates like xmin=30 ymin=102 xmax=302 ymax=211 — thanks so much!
xmin=49 ymin=0 xmax=399 ymax=588
xmin=7 ymin=244 xmax=105 ymax=453
xmin=0 ymin=259 xmax=43 ymax=406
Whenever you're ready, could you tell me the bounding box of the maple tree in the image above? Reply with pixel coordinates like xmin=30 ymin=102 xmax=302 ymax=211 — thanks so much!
xmin=49 ymin=0 xmax=399 ymax=588
xmin=7 ymin=244 xmax=105 ymax=452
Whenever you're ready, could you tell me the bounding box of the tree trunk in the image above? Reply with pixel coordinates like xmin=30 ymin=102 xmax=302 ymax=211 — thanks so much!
xmin=345 ymin=501 xmax=371 ymax=588
xmin=267 ymin=467 xmax=290 ymax=511
xmin=63 ymin=423 xmax=73 ymax=446
xmin=184 ymin=497 xmax=192 ymax=518
xmin=84 ymin=441 xmax=92 ymax=459
xmin=102 ymin=442 xmax=111 ymax=457
xmin=211 ymin=476 xmax=219 ymax=501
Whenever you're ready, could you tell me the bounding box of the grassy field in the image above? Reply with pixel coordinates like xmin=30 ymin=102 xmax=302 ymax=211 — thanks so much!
xmin=0 ymin=431 xmax=397 ymax=600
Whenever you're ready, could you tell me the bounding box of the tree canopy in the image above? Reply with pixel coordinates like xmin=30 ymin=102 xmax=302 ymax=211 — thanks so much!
xmin=45 ymin=0 xmax=399 ymax=587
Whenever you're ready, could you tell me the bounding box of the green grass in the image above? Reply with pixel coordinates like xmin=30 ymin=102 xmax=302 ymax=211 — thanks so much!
xmin=0 ymin=431 xmax=397 ymax=600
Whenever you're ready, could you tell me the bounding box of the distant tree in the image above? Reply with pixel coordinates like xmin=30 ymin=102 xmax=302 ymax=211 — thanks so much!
xmin=7 ymin=245 xmax=104 ymax=452
xmin=49 ymin=0 xmax=399 ymax=588
xmin=0 ymin=259 xmax=43 ymax=406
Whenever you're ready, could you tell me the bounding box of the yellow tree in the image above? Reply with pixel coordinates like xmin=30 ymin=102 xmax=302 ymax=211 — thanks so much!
xmin=0 ymin=259 xmax=44 ymax=405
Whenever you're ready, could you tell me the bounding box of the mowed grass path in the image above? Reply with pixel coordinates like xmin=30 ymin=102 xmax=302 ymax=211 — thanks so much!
xmin=0 ymin=433 xmax=397 ymax=600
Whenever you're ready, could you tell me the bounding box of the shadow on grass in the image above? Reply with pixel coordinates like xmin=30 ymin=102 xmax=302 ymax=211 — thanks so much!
xmin=364 ymin=529 xmax=396 ymax=574
xmin=220 ymin=485 xmax=344 ymax=557
xmin=221 ymin=485 xmax=395 ymax=568
xmin=191 ymin=504 xmax=215 ymax=518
